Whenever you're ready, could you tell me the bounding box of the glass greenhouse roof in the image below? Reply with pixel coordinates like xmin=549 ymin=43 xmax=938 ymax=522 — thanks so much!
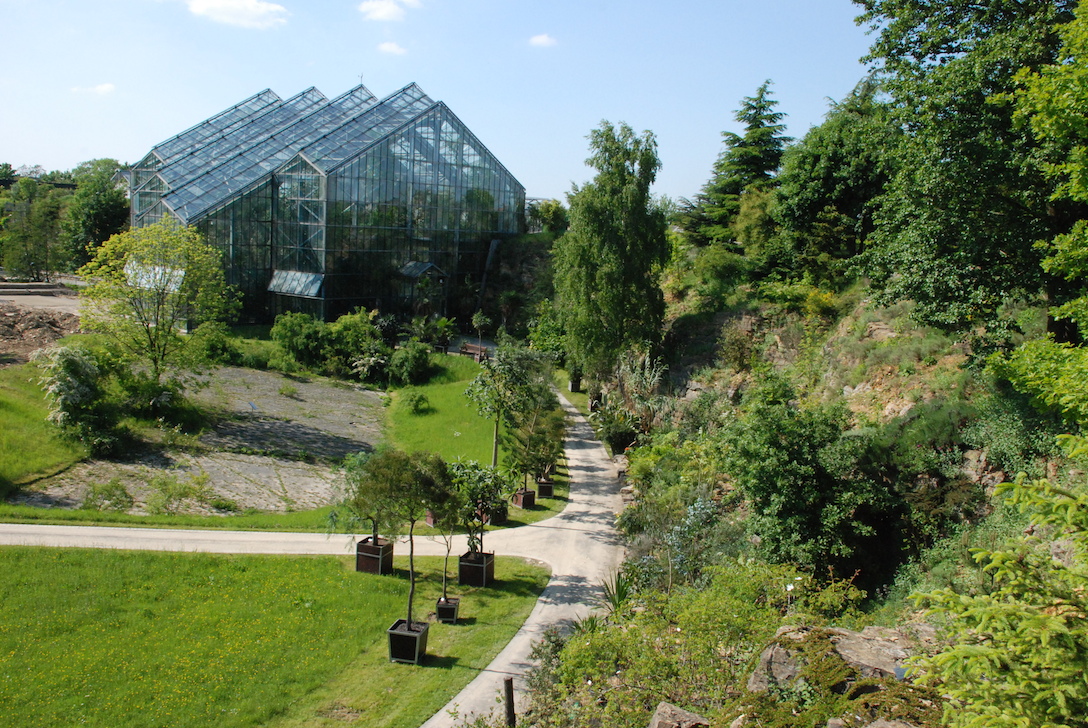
xmin=163 ymin=85 xmax=378 ymax=222
xmin=301 ymin=83 xmax=436 ymax=172
xmin=136 ymin=82 xmax=523 ymax=232
xmin=155 ymin=87 xmax=328 ymax=193
xmin=152 ymin=89 xmax=282 ymax=165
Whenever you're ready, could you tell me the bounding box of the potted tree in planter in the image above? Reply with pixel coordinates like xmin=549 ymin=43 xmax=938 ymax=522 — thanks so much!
xmin=451 ymin=460 xmax=509 ymax=588
xmin=431 ymin=482 xmax=466 ymax=624
xmin=331 ymin=450 xmax=398 ymax=575
xmin=384 ymin=449 xmax=454 ymax=665
xmin=502 ymin=370 xmax=566 ymax=502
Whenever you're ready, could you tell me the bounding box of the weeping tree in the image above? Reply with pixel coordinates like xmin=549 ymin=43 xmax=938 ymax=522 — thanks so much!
xmin=553 ymin=121 xmax=669 ymax=381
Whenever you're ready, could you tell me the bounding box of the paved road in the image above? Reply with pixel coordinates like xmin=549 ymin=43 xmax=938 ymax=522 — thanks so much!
xmin=0 ymin=394 xmax=625 ymax=727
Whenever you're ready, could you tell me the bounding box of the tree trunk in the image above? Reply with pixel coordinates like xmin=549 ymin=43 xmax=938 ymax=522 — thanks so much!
xmin=407 ymin=520 xmax=416 ymax=626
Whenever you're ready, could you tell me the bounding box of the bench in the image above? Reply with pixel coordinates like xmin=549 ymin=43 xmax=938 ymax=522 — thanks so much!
xmin=458 ymin=342 xmax=490 ymax=362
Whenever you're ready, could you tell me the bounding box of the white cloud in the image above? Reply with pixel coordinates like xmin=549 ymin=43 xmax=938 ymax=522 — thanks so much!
xmin=186 ymin=0 xmax=289 ymax=29
xmin=358 ymin=0 xmax=419 ymax=22
xmin=530 ymin=33 xmax=557 ymax=47
xmin=378 ymin=41 xmax=407 ymax=55
xmin=71 ymin=83 xmax=117 ymax=95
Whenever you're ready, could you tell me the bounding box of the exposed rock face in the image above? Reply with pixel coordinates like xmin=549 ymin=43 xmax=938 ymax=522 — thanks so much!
xmin=647 ymin=702 xmax=709 ymax=728
xmin=747 ymin=625 xmax=934 ymax=693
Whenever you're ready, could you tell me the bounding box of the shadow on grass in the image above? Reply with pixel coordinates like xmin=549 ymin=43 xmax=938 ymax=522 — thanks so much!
xmin=425 ymin=654 xmax=463 ymax=670
xmin=487 ymin=573 xmax=549 ymax=598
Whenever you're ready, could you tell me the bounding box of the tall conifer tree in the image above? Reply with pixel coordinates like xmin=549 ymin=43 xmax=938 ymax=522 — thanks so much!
xmin=680 ymin=81 xmax=790 ymax=247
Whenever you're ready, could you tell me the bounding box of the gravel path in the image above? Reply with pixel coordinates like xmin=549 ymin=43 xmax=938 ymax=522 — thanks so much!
xmin=0 ymin=393 xmax=625 ymax=727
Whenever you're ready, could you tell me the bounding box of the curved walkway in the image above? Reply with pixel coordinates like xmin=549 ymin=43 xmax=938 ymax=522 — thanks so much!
xmin=0 ymin=394 xmax=625 ymax=727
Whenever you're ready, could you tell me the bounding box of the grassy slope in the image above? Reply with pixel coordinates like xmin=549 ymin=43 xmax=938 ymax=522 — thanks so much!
xmin=2 ymin=350 xmax=571 ymax=529
xmin=386 ymin=355 xmax=495 ymax=464
xmin=0 ymin=365 xmax=86 ymax=492
xmin=0 ymin=547 xmax=548 ymax=728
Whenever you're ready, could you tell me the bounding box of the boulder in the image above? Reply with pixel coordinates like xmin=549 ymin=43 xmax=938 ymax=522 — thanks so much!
xmin=747 ymin=626 xmax=922 ymax=693
xmin=647 ymin=702 xmax=709 ymax=728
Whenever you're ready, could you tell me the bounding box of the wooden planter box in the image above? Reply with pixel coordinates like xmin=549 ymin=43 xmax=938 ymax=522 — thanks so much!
xmin=458 ymin=551 xmax=495 ymax=587
xmin=512 ymin=488 xmax=536 ymax=509
xmin=435 ymin=596 xmax=460 ymax=624
xmin=356 ymin=536 xmax=394 ymax=575
xmin=535 ymin=479 xmax=554 ymax=498
xmin=387 ymin=619 xmax=429 ymax=665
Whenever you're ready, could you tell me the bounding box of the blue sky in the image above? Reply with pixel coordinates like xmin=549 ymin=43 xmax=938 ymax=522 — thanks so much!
xmin=1 ymin=0 xmax=875 ymax=202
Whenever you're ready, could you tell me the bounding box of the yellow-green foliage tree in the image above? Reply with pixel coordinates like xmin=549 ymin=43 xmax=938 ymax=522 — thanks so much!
xmin=78 ymin=219 xmax=234 ymax=390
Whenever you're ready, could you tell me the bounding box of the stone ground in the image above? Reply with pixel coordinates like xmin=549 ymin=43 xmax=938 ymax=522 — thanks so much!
xmin=12 ymin=366 xmax=387 ymax=514
xmin=2 ymin=293 xmax=386 ymax=514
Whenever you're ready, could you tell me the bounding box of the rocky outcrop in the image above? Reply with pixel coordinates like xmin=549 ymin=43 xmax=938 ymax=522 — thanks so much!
xmin=747 ymin=624 xmax=935 ymax=693
xmin=647 ymin=702 xmax=709 ymax=728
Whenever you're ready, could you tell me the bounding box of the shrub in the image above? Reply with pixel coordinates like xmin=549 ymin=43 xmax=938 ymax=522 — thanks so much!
xmin=145 ymin=472 xmax=213 ymax=515
xmin=388 ymin=341 xmax=432 ymax=385
xmin=401 ymin=388 xmax=430 ymax=415
xmin=270 ymin=312 xmax=328 ymax=368
xmin=82 ymin=478 xmax=134 ymax=512
xmin=32 ymin=346 xmax=120 ymax=456
xmin=194 ymin=321 xmax=243 ymax=365
xmin=324 ymin=309 xmax=385 ymax=375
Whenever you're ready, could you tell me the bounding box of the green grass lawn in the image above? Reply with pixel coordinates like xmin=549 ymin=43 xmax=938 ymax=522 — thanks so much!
xmin=1 ymin=351 xmax=572 ymax=531
xmin=0 ymin=503 xmax=336 ymax=531
xmin=0 ymin=547 xmax=549 ymax=728
xmin=387 ymin=354 xmax=495 ymax=464
xmin=0 ymin=365 xmax=87 ymax=494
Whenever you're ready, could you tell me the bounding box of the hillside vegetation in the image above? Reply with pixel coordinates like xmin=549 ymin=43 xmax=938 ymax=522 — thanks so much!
xmin=488 ymin=3 xmax=1088 ymax=727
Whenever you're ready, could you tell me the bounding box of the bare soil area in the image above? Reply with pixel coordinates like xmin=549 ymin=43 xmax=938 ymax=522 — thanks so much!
xmin=0 ymin=300 xmax=81 ymax=367
xmin=3 ymin=294 xmax=387 ymax=514
xmin=16 ymin=367 xmax=387 ymax=514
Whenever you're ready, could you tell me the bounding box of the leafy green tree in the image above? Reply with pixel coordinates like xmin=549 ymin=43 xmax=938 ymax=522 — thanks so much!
xmin=553 ymin=121 xmax=669 ymax=379
xmin=78 ymin=219 xmax=235 ymax=390
xmin=1 ymin=178 xmax=68 ymax=280
xmin=0 ymin=163 xmax=15 ymax=189
xmin=914 ymin=435 xmax=1088 ymax=728
xmin=387 ymin=450 xmax=453 ymax=628
xmin=61 ymin=159 xmax=129 ymax=266
xmin=504 ymin=385 xmax=565 ymax=486
xmin=721 ymin=376 xmax=903 ymax=587
xmin=994 ymin=3 xmax=1088 ymax=420
xmin=770 ymin=79 xmax=900 ymax=285
xmin=450 ymin=459 xmax=511 ymax=557
xmin=336 ymin=448 xmax=453 ymax=629
xmin=333 ymin=449 xmax=402 ymax=544
xmin=527 ymin=198 xmax=569 ymax=233
xmin=466 ymin=344 xmax=553 ymax=467
xmin=679 ymin=81 xmax=790 ymax=247
xmin=855 ymin=0 xmax=1082 ymax=345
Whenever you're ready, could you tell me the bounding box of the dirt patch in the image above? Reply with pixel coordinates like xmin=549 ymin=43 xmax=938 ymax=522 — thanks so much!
xmin=14 ymin=367 xmax=388 ymax=514
xmin=0 ymin=301 xmax=81 ymax=367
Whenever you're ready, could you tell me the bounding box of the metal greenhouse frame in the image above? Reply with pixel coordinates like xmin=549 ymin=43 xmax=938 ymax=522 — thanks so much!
xmin=130 ymin=83 xmax=526 ymax=322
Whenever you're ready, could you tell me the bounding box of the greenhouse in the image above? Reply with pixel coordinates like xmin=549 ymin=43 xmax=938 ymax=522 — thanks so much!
xmin=129 ymin=83 xmax=525 ymax=322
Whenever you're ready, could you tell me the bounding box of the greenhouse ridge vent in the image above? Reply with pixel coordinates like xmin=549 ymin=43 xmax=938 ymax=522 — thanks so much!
xmin=129 ymin=82 xmax=526 ymax=322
